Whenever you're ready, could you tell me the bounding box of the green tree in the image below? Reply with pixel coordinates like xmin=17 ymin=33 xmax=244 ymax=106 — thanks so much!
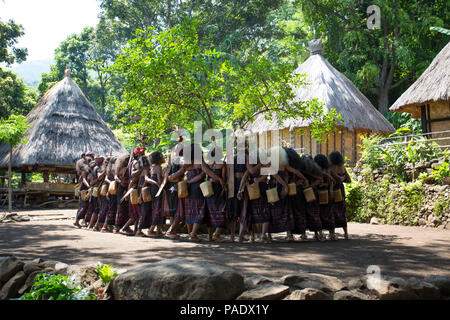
xmin=0 ymin=115 xmax=30 ymax=213
xmin=112 ymin=21 xmax=340 ymax=146
xmin=0 ymin=19 xmax=27 ymax=65
xmin=38 ymin=26 xmax=121 ymax=122
xmin=296 ymin=0 xmax=449 ymax=114
xmin=0 ymin=18 xmax=36 ymax=118
xmin=0 ymin=68 xmax=37 ymax=118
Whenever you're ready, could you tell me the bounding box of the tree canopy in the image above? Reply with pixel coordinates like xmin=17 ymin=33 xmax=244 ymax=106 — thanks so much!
xmin=112 ymin=20 xmax=340 ymax=146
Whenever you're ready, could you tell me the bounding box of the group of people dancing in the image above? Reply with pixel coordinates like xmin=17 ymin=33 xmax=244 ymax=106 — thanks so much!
xmin=74 ymin=137 xmax=351 ymax=243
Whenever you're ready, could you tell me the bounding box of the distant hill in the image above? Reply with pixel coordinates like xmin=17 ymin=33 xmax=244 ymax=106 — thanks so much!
xmin=12 ymin=59 xmax=54 ymax=88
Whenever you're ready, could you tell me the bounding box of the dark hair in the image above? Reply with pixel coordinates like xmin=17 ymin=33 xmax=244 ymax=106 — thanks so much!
xmin=189 ymin=143 xmax=203 ymax=163
xmin=314 ymin=154 xmax=330 ymax=170
xmin=284 ymin=148 xmax=304 ymax=171
xmin=150 ymin=151 xmax=164 ymax=165
xmin=301 ymin=155 xmax=323 ymax=176
xmin=329 ymin=151 xmax=344 ymax=165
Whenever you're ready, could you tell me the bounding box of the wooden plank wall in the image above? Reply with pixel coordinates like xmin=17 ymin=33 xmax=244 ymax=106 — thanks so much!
xmin=256 ymin=126 xmax=370 ymax=165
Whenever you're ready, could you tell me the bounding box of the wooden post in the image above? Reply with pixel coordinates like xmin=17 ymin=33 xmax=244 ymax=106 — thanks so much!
xmin=21 ymin=171 xmax=26 ymax=188
xmin=43 ymin=172 xmax=49 ymax=183
xmin=8 ymin=145 xmax=12 ymax=213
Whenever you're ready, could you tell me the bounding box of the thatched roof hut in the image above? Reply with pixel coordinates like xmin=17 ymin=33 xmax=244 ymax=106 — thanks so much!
xmin=246 ymin=39 xmax=394 ymax=164
xmin=0 ymin=71 xmax=127 ymax=175
xmin=390 ymin=41 xmax=450 ymax=145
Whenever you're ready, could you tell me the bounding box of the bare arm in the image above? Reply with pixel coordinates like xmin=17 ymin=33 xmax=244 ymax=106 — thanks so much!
xmin=187 ymin=167 xmax=206 ymax=184
xmin=246 ymin=163 xmax=262 ymax=176
xmin=273 ymin=174 xmax=288 ymax=198
xmin=168 ymin=166 xmax=186 ymax=182
xmin=201 ymin=161 xmax=224 ymax=185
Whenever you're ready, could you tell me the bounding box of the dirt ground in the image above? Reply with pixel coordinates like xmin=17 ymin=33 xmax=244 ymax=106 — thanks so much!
xmin=0 ymin=209 xmax=449 ymax=281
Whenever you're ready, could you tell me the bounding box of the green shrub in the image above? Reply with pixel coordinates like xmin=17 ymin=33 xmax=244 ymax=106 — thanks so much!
xmin=96 ymin=263 xmax=118 ymax=284
xmin=19 ymin=273 xmax=96 ymax=300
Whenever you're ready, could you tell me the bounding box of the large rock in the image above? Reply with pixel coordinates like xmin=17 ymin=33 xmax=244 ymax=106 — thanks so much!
xmin=39 ymin=260 xmax=66 ymax=270
xmin=56 ymin=264 xmax=99 ymax=287
xmin=0 ymin=271 xmax=27 ymax=300
xmin=236 ymin=284 xmax=289 ymax=300
xmin=0 ymin=256 xmax=24 ymax=284
xmin=284 ymin=288 xmax=331 ymax=300
xmin=244 ymin=275 xmax=273 ymax=289
xmin=111 ymin=259 xmax=245 ymax=300
xmin=367 ymin=276 xmax=418 ymax=300
xmin=424 ymin=275 xmax=450 ymax=296
xmin=408 ymin=278 xmax=440 ymax=300
xmin=18 ymin=268 xmax=54 ymax=296
xmin=347 ymin=276 xmax=367 ymax=290
xmin=334 ymin=290 xmax=370 ymax=300
xmin=23 ymin=262 xmax=44 ymax=275
xmin=280 ymin=272 xmax=346 ymax=292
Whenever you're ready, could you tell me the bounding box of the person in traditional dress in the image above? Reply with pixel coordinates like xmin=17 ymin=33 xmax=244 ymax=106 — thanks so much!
xmin=84 ymin=158 xmax=105 ymax=229
xmin=183 ymin=143 xmax=207 ymax=242
xmin=101 ymin=156 xmax=118 ymax=233
xmin=146 ymin=151 xmax=166 ymax=237
xmin=263 ymin=147 xmax=293 ymax=241
xmin=74 ymin=154 xmax=93 ymax=228
xmin=92 ymin=156 xmax=111 ymax=231
xmin=237 ymin=148 xmax=271 ymax=243
xmin=113 ymin=153 xmax=131 ymax=233
xmin=202 ymin=146 xmax=227 ymax=242
xmin=302 ymin=155 xmax=325 ymax=241
xmin=314 ymin=154 xmax=337 ymax=240
xmin=284 ymin=148 xmax=310 ymax=240
xmin=135 ymin=155 xmax=155 ymax=237
xmin=119 ymin=148 xmax=147 ymax=235
xmin=164 ymin=138 xmax=186 ymax=239
xmin=329 ymin=151 xmax=351 ymax=240
xmin=226 ymin=140 xmax=248 ymax=242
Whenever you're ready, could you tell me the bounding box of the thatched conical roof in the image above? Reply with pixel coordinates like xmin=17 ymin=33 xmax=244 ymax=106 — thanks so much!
xmin=0 ymin=73 xmax=127 ymax=172
xmin=390 ymin=41 xmax=450 ymax=116
xmin=246 ymin=39 xmax=395 ymax=134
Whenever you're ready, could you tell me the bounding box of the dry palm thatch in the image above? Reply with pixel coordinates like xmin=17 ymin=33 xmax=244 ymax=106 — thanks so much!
xmin=390 ymin=41 xmax=450 ymax=117
xmin=246 ymin=39 xmax=394 ymax=134
xmin=0 ymin=74 xmax=127 ymax=172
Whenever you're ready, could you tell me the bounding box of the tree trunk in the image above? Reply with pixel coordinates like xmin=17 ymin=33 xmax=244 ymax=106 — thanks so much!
xmin=377 ymin=87 xmax=390 ymax=115
xmin=8 ymin=145 xmax=12 ymax=213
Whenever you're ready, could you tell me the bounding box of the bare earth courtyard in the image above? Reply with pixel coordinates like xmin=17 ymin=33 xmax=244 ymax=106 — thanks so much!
xmin=0 ymin=209 xmax=449 ymax=281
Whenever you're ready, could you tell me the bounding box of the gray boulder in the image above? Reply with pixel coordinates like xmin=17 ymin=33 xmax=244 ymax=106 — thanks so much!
xmin=284 ymin=288 xmax=331 ymax=300
xmin=111 ymin=259 xmax=245 ymax=300
xmin=367 ymin=276 xmax=418 ymax=300
xmin=0 ymin=271 xmax=27 ymax=300
xmin=0 ymin=256 xmax=24 ymax=284
xmin=408 ymin=277 xmax=440 ymax=300
xmin=237 ymin=284 xmax=289 ymax=300
xmin=18 ymin=268 xmax=54 ymax=297
xmin=424 ymin=275 xmax=450 ymax=296
xmin=244 ymin=275 xmax=273 ymax=289
xmin=280 ymin=272 xmax=346 ymax=292
xmin=334 ymin=290 xmax=370 ymax=300
xmin=23 ymin=262 xmax=44 ymax=275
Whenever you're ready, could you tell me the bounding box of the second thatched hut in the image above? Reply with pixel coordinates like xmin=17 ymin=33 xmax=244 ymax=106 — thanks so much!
xmin=246 ymin=39 xmax=394 ymax=165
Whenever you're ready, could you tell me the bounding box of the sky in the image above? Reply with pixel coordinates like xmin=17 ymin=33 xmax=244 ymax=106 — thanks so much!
xmin=0 ymin=0 xmax=100 ymax=63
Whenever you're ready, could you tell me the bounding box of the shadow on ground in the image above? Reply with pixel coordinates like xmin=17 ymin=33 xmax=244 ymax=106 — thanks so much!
xmin=1 ymin=222 xmax=449 ymax=280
